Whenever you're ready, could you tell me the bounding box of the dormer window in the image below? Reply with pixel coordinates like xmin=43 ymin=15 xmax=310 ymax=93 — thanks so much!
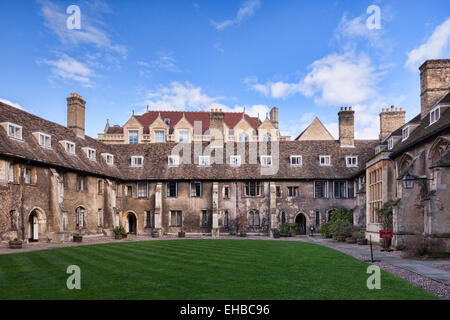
xmin=179 ymin=130 xmax=189 ymax=143
xmin=260 ymin=155 xmax=272 ymax=166
xmin=319 ymin=155 xmax=331 ymax=166
xmin=154 ymin=130 xmax=165 ymax=143
xmin=430 ymin=106 xmax=440 ymax=125
xmin=128 ymin=130 xmax=139 ymax=144
xmin=346 ymin=156 xmax=358 ymax=167
xmin=290 ymin=155 xmax=302 ymax=166
xmin=86 ymin=148 xmax=96 ymax=161
xmin=402 ymin=126 xmax=409 ymax=141
xmin=102 ymin=153 xmax=114 ymax=165
xmin=168 ymin=155 xmax=179 ymax=167
xmin=388 ymin=138 xmax=394 ymax=150
xmin=198 ymin=156 xmax=211 ymax=166
xmin=38 ymin=133 xmax=51 ymax=148
xmin=230 ymin=155 xmax=241 ymax=166
xmin=65 ymin=141 xmax=76 ymax=155
xmin=131 ymin=156 xmax=143 ymax=167
xmin=8 ymin=123 xmax=22 ymax=140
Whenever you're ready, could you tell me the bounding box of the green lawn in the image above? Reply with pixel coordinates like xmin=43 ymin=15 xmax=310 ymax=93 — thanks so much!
xmin=0 ymin=239 xmax=437 ymax=300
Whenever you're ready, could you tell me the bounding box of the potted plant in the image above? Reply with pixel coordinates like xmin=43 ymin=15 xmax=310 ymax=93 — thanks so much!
xmin=73 ymin=233 xmax=83 ymax=242
xmin=234 ymin=212 xmax=248 ymax=237
xmin=113 ymin=226 xmax=125 ymax=240
xmin=272 ymin=229 xmax=280 ymax=239
xmin=376 ymin=201 xmax=394 ymax=250
xmin=9 ymin=238 xmax=23 ymax=249
xmin=178 ymin=230 xmax=185 ymax=238
xmin=151 ymin=230 xmax=160 ymax=238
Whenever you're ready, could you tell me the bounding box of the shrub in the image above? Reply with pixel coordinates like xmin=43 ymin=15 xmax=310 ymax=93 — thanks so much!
xmin=234 ymin=212 xmax=248 ymax=233
xmin=331 ymin=220 xmax=353 ymax=238
xmin=320 ymin=222 xmax=333 ymax=238
xmin=375 ymin=201 xmax=393 ymax=230
xmin=403 ymin=235 xmax=446 ymax=258
xmin=280 ymin=223 xmax=297 ymax=236
xmin=329 ymin=207 xmax=353 ymax=224
xmin=113 ymin=226 xmax=126 ymax=236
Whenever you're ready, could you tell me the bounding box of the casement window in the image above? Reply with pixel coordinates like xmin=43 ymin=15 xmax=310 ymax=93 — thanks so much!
xmin=38 ymin=133 xmax=51 ymax=148
xmin=375 ymin=146 xmax=381 ymax=154
xmin=404 ymin=174 xmax=414 ymax=189
xmin=25 ymin=168 xmax=31 ymax=184
xmin=346 ymin=156 xmax=358 ymax=167
xmin=230 ymin=155 xmax=241 ymax=166
xmin=128 ymin=130 xmax=139 ymax=144
xmin=315 ymin=211 xmax=320 ymax=227
xmin=333 ymin=181 xmax=348 ymax=198
xmin=224 ymin=210 xmax=229 ymax=227
xmin=388 ymin=138 xmax=394 ymax=150
xmin=198 ymin=156 xmax=210 ymax=166
xmin=239 ymin=135 xmax=249 ymax=142
xmin=7 ymin=123 xmax=22 ymax=140
xmin=145 ymin=211 xmax=153 ymax=228
xmin=223 ymin=186 xmax=230 ymax=199
xmin=260 ymin=155 xmax=272 ymax=166
xmin=65 ymin=141 xmax=76 ymax=155
xmin=126 ymin=185 xmax=133 ymax=197
xmin=319 ymin=155 xmax=331 ymax=166
xmin=131 ymin=156 xmax=143 ymax=167
xmin=179 ymin=130 xmax=189 ymax=143
xmin=314 ymin=181 xmax=329 ymax=198
xmin=244 ymin=181 xmax=262 ymax=197
xmin=281 ymin=212 xmax=286 ymax=225
xmin=170 ymin=211 xmax=182 ymax=227
xmin=167 ymin=181 xmax=177 ymax=197
xmin=154 ymin=130 xmax=165 ymax=143
xmin=87 ymin=148 xmax=96 ymax=161
xmin=276 ymin=186 xmax=281 ymax=197
xmin=137 ymin=182 xmax=149 ymax=198
xmin=8 ymin=162 xmax=14 ymax=183
xmin=201 ymin=210 xmax=209 ymax=227
xmin=75 ymin=207 xmax=85 ymax=228
xmin=168 ymin=155 xmax=179 ymax=167
xmin=430 ymin=107 xmax=440 ymax=125
xmin=402 ymin=126 xmax=409 ymax=141
xmin=97 ymin=209 xmax=102 ymax=227
xmin=190 ymin=181 xmax=202 ymax=197
xmin=287 ymin=186 xmax=299 ymax=197
xmin=290 ymin=155 xmax=302 ymax=166
xmin=249 ymin=210 xmax=260 ymax=227
xmin=76 ymin=175 xmax=87 ymax=192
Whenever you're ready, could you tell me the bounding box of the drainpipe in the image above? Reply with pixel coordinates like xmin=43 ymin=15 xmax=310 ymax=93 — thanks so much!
xmin=20 ymin=163 xmax=25 ymax=241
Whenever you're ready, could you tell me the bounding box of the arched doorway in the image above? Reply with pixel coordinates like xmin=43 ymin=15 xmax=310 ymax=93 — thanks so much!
xmin=327 ymin=209 xmax=336 ymax=221
xmin=126 ymin=213 xmax=137 ymax=234
xmin=295 ymin=213 xmax=307 ymax=235
xmin=28 ymin=211 xmax=39 ymax=242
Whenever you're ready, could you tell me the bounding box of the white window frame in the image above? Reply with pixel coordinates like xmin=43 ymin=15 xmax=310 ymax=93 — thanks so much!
xmin=128 ymin=130 xmax=139 ymax=144
xmin=260 ymin=155 xmax=272 ymax=166
xmin=38 ymin=132 xmax=51 ymax=148
xmin=168 ymin=155 xmax=180 ymax=167
xmin=345 ymin=156 xmax=358 ymax=167
xmin=166 ymin=181 xmax=178 ymax=198
xmin=198 ymin=156 xmax=211 ymax=166
xmin=388 ymin=137 xmax=394 ymax=150
xmin=131 ymin=156 xmax=143 ymax=167
xmin=65 ymin=141 xmax=76 ymax=155
xmin=230 ymin=155 xmax=241 ymax=166
xmin=154 ymin=130 xmax=165 ymax=143
xmin=179 ymin=130 xmax=190 ymax=143
xmin=136 ymin=182 xmax=149 ymax=199
xmin=319 ymin=155 xmax=331 ymax=166
xmin=104 ymin=153 xmax=114 ymax=165
xmin=313 ymin=180 xmax=329 ymax=199
xmin=7 ymin=123 xmax=22 ymax=140
xmin=402 ymin=126 xmax=409 ymax=141
xmin=430 ymin=106 xmax=440 ymax=125
xmin=86 ymin=148 xmax=96 ymax=161
xmin=290 ymin=155 xmax=302 ymax=166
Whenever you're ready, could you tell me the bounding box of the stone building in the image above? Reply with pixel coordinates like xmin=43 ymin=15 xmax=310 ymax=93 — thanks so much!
xmin=0 ymin=59 xmax=448 ymax=252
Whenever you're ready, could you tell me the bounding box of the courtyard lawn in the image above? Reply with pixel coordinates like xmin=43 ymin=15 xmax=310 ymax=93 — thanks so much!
xmin=0 ymin=239 xmax=437 ymax=300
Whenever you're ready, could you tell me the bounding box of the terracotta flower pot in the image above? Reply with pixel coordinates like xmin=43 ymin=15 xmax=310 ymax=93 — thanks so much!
xmin=115 ymin=234 xmax=122 ymax=240
xmin=178 ymin=231 xmax=185 ymax=238
xmin=9 ymin=240 xmax=23 ymax=249
xmin=151 ymin=231 xmax=160 ymax=238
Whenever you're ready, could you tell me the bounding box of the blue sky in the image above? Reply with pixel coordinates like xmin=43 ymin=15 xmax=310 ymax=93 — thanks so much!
xmin=0 ymin=0 xmax=449 ymax=139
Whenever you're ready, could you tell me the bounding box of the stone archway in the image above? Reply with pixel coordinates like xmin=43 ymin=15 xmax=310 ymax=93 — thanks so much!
xmin=294 ymin=212 xmax=307 ymax=235
xmin=122 ymin=211 xmax=137 ymax=234
xmin=327 ymin=208 xmax=336 ymax=221
xmin=27 ymin=208 xmax=46 ymax=242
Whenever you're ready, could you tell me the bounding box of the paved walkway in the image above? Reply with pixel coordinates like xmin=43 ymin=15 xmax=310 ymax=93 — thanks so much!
xmin=2 ymin=234 xmax=449 ymax=286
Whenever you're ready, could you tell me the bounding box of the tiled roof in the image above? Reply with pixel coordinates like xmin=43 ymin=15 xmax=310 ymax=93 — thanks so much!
xmin=0 ymin=102 xmax=377 ymax=181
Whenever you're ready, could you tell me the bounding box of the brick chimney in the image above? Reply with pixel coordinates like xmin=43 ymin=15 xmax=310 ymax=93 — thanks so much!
xmin=379 ymin=106 xmax=405 ymax=141
xmin=420 ymin=59 xmax=450 ymax=118
xmin=269 ymin=107 xmax=279 ymax=129
xmin=209 ymin=108 xmax=225 ymax=145
xmin=67 ymin=93 xmax=86 ymax=138
xmin=338 ymin=107 xmax=354 ymax=147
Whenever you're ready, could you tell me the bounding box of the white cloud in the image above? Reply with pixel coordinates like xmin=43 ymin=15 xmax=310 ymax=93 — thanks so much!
xmin=405 ymin=17 xmax=450 ymax=71
xmin=39 ymin=0 xmax=127 ymax=56
xmin=211 ymin=0 xmax=261 ymax=31
xmin=0 ymin=98 xmax=25 ymax=110
xmin=38 ymin=53 xmax=94 ymax=87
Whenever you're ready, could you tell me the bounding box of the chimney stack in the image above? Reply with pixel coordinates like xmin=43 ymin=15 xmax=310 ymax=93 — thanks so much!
xmin=269 ymin=107 xmax=279 ymax=129
xmin=209 ymin=108 xmax=225 ymax=146
xmin=379 ymin=106 xmax=405 ymax=140
xmin=338 ymin=107 xmax=354 ymax=147
xmin=67 ymin=93 xmax=86 ymax=138
xmin=419 ymin=59 xmax=450 ymax=118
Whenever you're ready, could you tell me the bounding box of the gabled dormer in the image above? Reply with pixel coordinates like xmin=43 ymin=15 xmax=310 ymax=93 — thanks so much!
xmin=150 ymin=112 xmax=168 ymax=143
xmin=174 ymin=113 xmax=193 ymax=143
xmin=123 ymin=114 xmax=144 ymax=144
xmin=1 ymin=122 xmax=23 ymax=141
